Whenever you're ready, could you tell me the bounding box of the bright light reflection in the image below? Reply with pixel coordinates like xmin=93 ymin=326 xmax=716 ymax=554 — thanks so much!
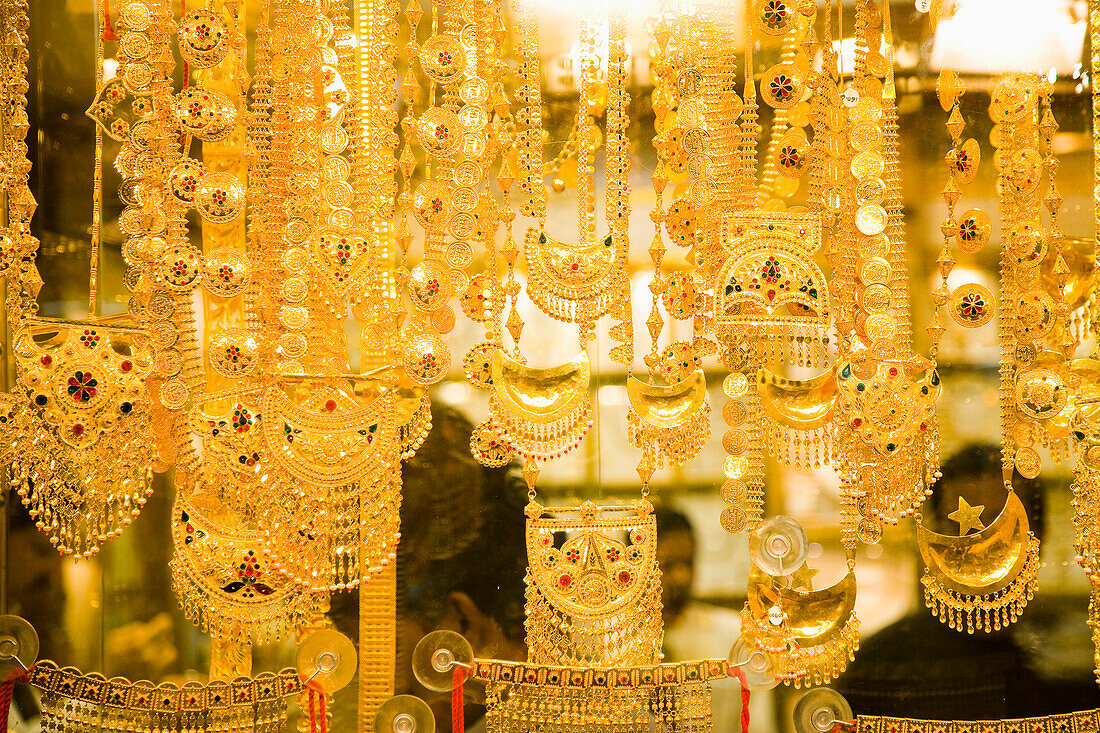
xmin=930 ymin=0 xmax=1085 ymax=75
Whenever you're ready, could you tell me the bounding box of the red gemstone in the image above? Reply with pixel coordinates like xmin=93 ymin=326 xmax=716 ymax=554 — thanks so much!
xmin=121 ymin=360 xmax=132 ymax=372
xmin=888 ymin=367 xmax=898 ymax=376
xmin=852 ymin=418 xmax=863 ymax=427
xmin=40 ymin=355 xmax=52 ymax=366
xmin=325 ymin=399 xmax=337 ymax=411
xmin=72 ymin=424 xmax=85 ymax=436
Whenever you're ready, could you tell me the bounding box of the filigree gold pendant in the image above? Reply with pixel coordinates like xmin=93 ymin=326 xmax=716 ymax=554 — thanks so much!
xmin=9 ymin=319 xmax=155 ymax=559
xmin=524 ymin=227 xmax=627 ymax=329
xmin=740 ymin=564 xmax=860 ymax=688
xmin=483 ymin=349 xmax=592 ymax=488
xmin=169 ymin=463 xmax=319 ymax=644
xmin=835 ymin=353 xmax=941 ymax=532
xmin=524 ymin=500 xmax=662 ymax=667
xmin=917 ymin=490 xmax=1039 ymax=633
xmin=758 ymin=367 xmax=836 ymax=470
xmin=712 ymin=211 xmax=829 ymax=367
xmin=626 ymin=370 xmax=710 ymax=486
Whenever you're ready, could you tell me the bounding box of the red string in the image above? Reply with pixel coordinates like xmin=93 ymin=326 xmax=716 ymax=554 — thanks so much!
xmin=319 ymin=689 xmax=328 ymax=733
xmin=729 ymin=665 xmax=752 ymax=733
xmin=452 ymin=666 xmax=468 ymax=733
xmin=100 ymin=0 xmax=119 ymax=41
xmin=832 ymin=720 xmax=858 ymax=733
xmin=0 ymin=666 xmax=30 ymax=731
xmin=307 ymin=686 xmax=317 ymax=733
xmin=180 ymin=0 xmax=189 ymax=87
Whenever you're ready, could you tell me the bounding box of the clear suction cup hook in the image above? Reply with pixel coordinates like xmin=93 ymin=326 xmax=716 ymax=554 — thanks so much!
xmin=0 ymin=615 xmax=38 ymax=676
xmin=727 ymin=638 xmax=779 ymax=691
xmin=411 ymin=630 xmax=474 ymax=693
xmin=793 ymin=688 xmax=854 ymax=733
xmin=751 ymin=515 xmax=809 ymax=577
xmin=374 ymin=695 xmax=436 ymax=733
xmin=296 ymin=629 xmax=357 ymax=695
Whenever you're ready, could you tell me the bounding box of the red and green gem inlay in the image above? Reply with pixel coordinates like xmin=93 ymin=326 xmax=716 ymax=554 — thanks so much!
xmin=959 ymin=290 xmax=986 ymax=321
xmin=231 ymin=405 xmax=253 ymax=432
xmin=779 ymin=145 xmax=802 ymax=169
xmin=762 ymin=0 xmax=789 ymax=28
xmin=958 ymin=218 xmax=981 ymax=241
xmin=955 ymin=149 xmax=972 ymax=174
xmin=221 ymin=550 xmax=274 ymax=596
xmin=769 ymin=74 xmax=796 ymax=101
xmin=67 ymin=371 xmax=98 ymax=403
xmin=80 ymin=329 xmax=101 ymax=348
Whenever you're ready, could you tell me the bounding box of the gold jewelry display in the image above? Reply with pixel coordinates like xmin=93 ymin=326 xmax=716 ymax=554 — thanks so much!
xmin=17 ymin=0 xmax=1100 ymax=722
xmin=917 ymin=489 xmax=1039 ymax=633
xmin=909 ymin=71 xmax=1055 ymax=634
xmin=524 ymin=500 xmax=662 ymax=668
xmin=3 ymin=0 xmax=160 ymax=561
xmin=36 ymin=660 xmax=300 ymax=733
xmin=738 ymin=516 xmax=860 ymax=688
xmin=620 ymin=1 xmax=712 ymax=490
xmin=9 ymin=319 xmax=155 ymax=559
xmin=934 ymin=66 xmax=996 ymax=333
xmin=851 ymin=705 xmax=1100 ymax=733
xmin=522 ymin=10 xmax=629 ymax=345
xmin=410 ymin=494 xmax=740 ymax=732
xmin=700 ymin=0 xmax=831 ymax=534
xmin=826 ymin=0 xmax=940 ymax=552
xmin=740 ymin=564 xmax=859 ymax=688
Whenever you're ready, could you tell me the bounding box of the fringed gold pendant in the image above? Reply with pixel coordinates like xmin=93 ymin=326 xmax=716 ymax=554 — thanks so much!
xmin=484 ymin=349 xmax=593 ymax=488
xmin=740 ymin=565 xmax=860 ymax=688
xmin=711 ymin=211 xmax=829 ymax=368
xmin=7 ymin=318 xmax=156 ymax=559
xmin=258 ymin=385 xmax=401 ymax=591
xmin=524 ymin=500 xmax=663 ymax=667
xmin=523 ymin=228 xmax=628 ymax=326
xmin=835 ymin=353 xmax=941 ymax=532
xmin=626 ymin=371 xmax=710 ymax=486
xmin=169 ymin=464 xmax=319 ymax=644
xmin=396 ymin=387 xmax=432 ymax=460
xmin=917 ymin=491 xmax=1039 ymax=633
xmin=260 ymin=383 xmax=396 ymax=490
xmin=758 ymin=367 xmax=836 ymax=470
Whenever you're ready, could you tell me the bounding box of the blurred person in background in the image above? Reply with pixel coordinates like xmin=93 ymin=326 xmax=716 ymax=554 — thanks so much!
xmin=836 ymin=442 xmax=1100 ymax=718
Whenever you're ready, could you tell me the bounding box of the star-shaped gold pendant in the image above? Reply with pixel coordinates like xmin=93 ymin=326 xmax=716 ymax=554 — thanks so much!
xmin=948 ymin=496 xmax=985 ymax=536
xmin=790 ymin=563 xmax=819 ymax=591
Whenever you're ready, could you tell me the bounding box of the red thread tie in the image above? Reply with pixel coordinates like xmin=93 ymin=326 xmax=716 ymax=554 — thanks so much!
xmin=319 ymin=688 xmax=328 ymax=733
xmin=101 ymin=0 xmax=120 ymax=41
xmin=833 ymin=720 xmax=857 ymax=733
xmin=180 ymin=0 xmax=189 ymax=87
xmin=729 ymin=665 xmax=751 ymax=733
xmin=452 ymin=665 xmax=468 ymax=733
xmin=0 ymin=666 xmax=30 ymax=730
